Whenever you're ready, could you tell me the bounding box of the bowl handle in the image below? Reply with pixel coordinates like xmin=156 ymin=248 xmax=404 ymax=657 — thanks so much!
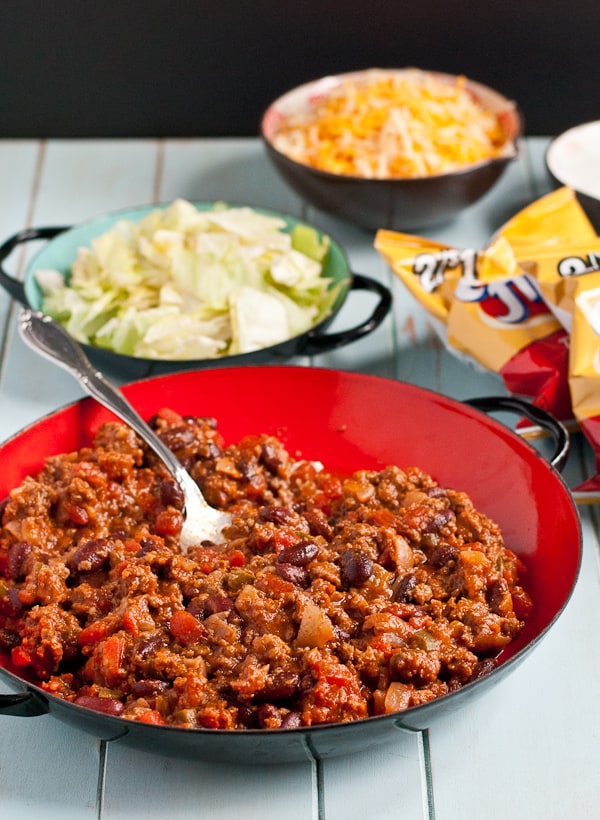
xmin=0 ymin=226 xmax=68 ymax=304
xmin=0 ymin=691 xmax=48 ymax=717
xmin=299 ymin=273 xmax=392 ymax=355
xmin=465 ymin=395 xmax=570 ymax=471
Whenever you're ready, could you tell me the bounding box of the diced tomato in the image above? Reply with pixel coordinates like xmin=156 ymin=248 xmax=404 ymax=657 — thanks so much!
xmin=367 ymin=508 xmax=398 ymax=528
xmin=100 ymin=635 xmax=126 ymax=684
xmin=79 ymin=619 xmax=113 ymax=646
xmin=195 ymin=547 xmax=219 ymax=573
xmin=154 ymin=509 xmax=183 ymax=537
xmin=226 ymin=549 xmax=246 ymax=567
xmin=77 ymin=618 xmax=113 ymax=646
xmin=11 ymin=645 xmax=32 ymax=667
xmin=511 ymin=588 xmax=533 ymax=620
xmin=368 ymin=633 xmax=403 ymax=659
xmin=169 ymin=610 xmax=206 ymax=645
xmin=64 ymin=503 xmax=90 ymax=525
xmin=137 ymin=710 xmax=166 ymax=725
xmin=257 ymin=573 xmax=296 ymax=596
xmin=271 ymin=529 xmax=299 ymax=552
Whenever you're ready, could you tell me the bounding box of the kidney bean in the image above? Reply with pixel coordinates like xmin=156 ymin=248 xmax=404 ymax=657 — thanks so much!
xmin=276 ymin=563 xmax=308 ymax=587
xmin=468 ymin=657 xmax=497 ymax=683
xmin=340 ymin=549 xmax=373 ymax=586
xmin=423 ymin=508 xmax=455 ymax=533
xmin=136 ymin=536 xmax=165 ymax=557
xmin=74 ymin=694 xmax=124 ymax=716
xmin=7 ymin=541 xmax=33 ymax=580
xmin=204 ymin=594 xmax=234 ymax=614
xmin=487 ymin=578 xmax=510 ymax=614
xmin=257 ymin=672 xmax=300 ymax=701
xmin=393 ymin=572 xmax=417 ymax=601
xmin=159 ymin=477 xmax=184 ymax=508
xmin=303 ymin=509 xmax=333 ymax=540
xmin=236 ymin=703 xmax=258 ymax=728
xmin=3 ymin=587 xmax=25 ymax=617
xmin=280 ymin=711 xmax=303 ymax=729
xmin=160 ymin=426 xmax=196 ymax=451
xmin=277 ymin=540 xmax=319 ymax=567
xmin=425 ymin=487 xmax=448 ymax=498
xmin=135 ymin=634 xmax=166 ymax=660
xmin=257 ymin=702 xmax=280 ymax=728
xmin=258 ymin=506 xmax=295 ymax=525
xmin=429 ymin=544 xmax=459 ymax=568
xmin=260 ymin=442 xmax=284 ymax=473
xmin=131 ymin=679 xmax=170 ymax=698
xmin=0 ymin=627 xmax=20 ymax=650
xmin=70 ymin=538 xmax=110 ymax=573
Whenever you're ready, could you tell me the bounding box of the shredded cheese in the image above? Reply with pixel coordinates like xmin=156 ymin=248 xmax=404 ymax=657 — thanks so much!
xmin=272 ymin=70 xmax=511 ymax=179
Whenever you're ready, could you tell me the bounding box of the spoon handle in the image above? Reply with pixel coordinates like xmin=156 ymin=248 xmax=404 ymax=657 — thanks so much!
xmin=17 ymin=309 xmax=197 ymax=498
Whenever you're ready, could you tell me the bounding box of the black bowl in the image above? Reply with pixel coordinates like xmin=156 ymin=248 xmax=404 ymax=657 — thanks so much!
xmin=261 ymin=69 xmax=522 ymax=232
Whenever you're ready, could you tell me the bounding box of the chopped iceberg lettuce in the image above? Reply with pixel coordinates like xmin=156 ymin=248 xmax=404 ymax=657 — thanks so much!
xmin=34 ymin=200 xmax=340 ymax=360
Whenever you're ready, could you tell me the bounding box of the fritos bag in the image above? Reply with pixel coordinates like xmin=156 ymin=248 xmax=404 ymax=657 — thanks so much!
xmin=499 ymin=187 xmax=600 ymax=500
xmin=374 ymin=230 xmax=573 ymax=429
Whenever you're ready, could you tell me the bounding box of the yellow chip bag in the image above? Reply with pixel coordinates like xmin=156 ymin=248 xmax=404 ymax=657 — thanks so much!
xmin=499 ymin=187 xmax=600 ymax=329
xmin=375 ymin=229 xmax=573 ymax=425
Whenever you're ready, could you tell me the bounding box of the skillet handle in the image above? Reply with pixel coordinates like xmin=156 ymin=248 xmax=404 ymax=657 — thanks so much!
xmin=465 ymin=395 xmax=570 ymax=472
xmin=299 ymin=273 xmax=392 ymax=355
xmin=0 ymin=691 xmax=48 ymax=717
xmin=0 ymin=226 xmax=68 ymax=304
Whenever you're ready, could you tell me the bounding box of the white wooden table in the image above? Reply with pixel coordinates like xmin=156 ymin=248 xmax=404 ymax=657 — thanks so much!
xmin=0 ymin=138 xmax=599 ymax=820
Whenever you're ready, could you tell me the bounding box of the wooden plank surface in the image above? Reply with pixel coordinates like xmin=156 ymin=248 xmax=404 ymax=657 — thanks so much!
xmin=0 ymin=137 xmax=598 ymax=820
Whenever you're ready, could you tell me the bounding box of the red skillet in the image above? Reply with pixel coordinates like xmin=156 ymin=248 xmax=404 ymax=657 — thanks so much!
xmin=0 ymin=367 xmax=581 ymax=763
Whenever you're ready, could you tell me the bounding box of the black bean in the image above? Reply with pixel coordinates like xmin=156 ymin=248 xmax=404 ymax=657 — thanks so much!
xmin=277 ymin=540 xmax=319 ymax=567
xmin=7 ymin=541 xmax=33 ymax=580
xmin=340 ymin=549 xmax=373 ymax=586
xmin=276 ymin=563 xmax=308 ymax=587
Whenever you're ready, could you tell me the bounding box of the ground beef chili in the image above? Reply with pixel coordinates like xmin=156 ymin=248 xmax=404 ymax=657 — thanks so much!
xmin=0 ymin=409 xmax=532 ymax=730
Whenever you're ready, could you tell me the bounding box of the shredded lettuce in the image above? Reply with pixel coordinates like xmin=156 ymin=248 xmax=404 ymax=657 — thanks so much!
xmin=34 ymin=200 xmax=339 ymax=360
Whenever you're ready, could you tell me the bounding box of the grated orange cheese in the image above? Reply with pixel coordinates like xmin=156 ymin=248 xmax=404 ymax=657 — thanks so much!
xmin=272 ymin=70 xmax=511 ymax=179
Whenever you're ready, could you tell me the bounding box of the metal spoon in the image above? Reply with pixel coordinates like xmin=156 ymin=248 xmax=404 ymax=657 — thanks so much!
xmin=18 ymin=309 xmax=233 ymax=551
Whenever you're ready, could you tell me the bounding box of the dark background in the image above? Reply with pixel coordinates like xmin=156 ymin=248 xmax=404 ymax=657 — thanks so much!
xmin=2 ymin=0 xmax=598 ymax=138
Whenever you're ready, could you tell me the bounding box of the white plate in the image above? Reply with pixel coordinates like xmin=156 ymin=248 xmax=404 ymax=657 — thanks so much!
xmin=546 ymin=120 xmax=600 ymax=199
